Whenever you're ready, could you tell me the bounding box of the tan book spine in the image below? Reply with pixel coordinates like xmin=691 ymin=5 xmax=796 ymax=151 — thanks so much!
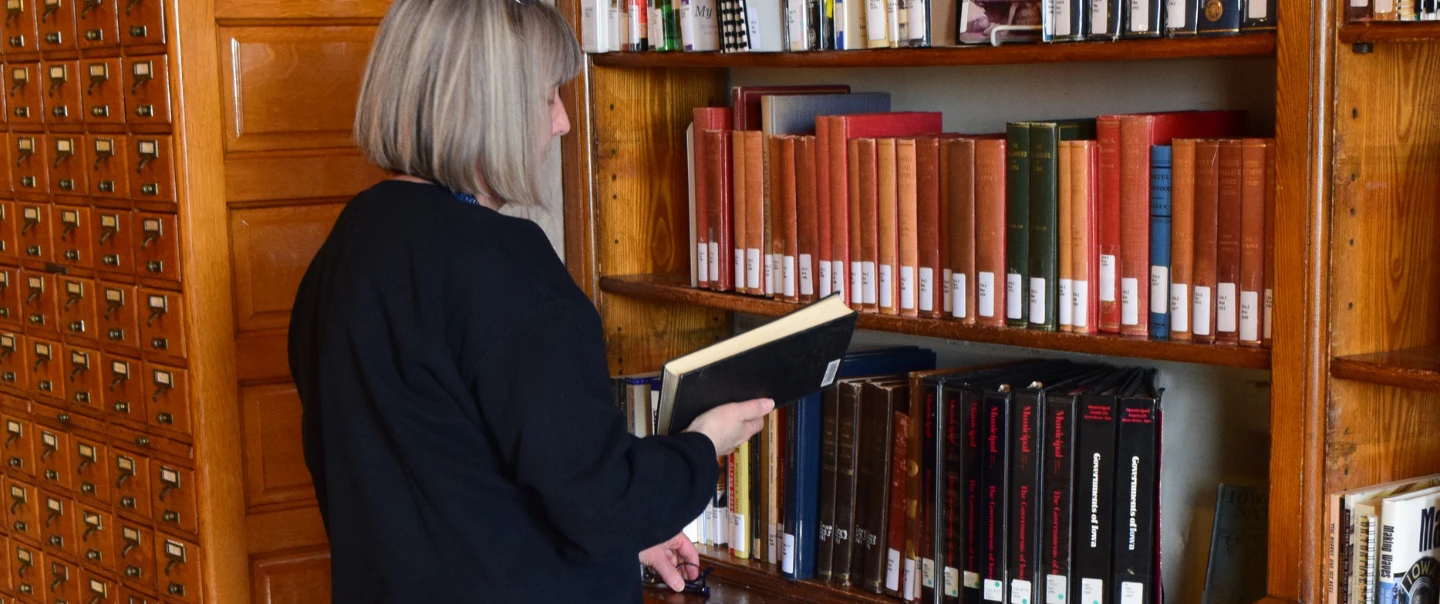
xmin=1058 ymin=141 xmax=1074 ymax=332
xmin=1239 ymin=139 xmax=1267 ymax=347
xmin=854 ymin=138 xmax=879 ymax=313
xmin=797 ymin=136 xmax=819 ymax=302
xmin=937 ymin=139 xmax=953 ymax=319
xmin=767 ymin=134 xmax=784 ymax=299
xmin=1072 ymin=140 xmax=1098 ymax=334
xmin=849 ymin=137 xmax=866 ymax=310
xmin=915 ymin=137 xmax=942 ymax=319
xmin=825 ymin=117 xmax=852 ymax=306
xmin=975 ymin=138 xmax=1007 ymax=326
xmin=1263 ymin=138 xmax=1276 ymax=348
xmin=816 ymin=121 xmax=833 ymax=299
xmin=732 ymin=131 xmax=749 ymax=294
xmin=950 ymin=138 xmax=978 ymax=324
xmin=877 ymin=138 xmax=899 ymax=315
xmin=745 ymin=131 xmax=765 ymax=295
xmin=781 ymin=136 xmax=800 ymax=303
xmin=1215 ymin=139 xmax=1243 ymax=345
xmin=1192 ymin=140 xmax=1221 ymax=344
xmin=897 ymin=138 xmax=920 ymax=317
xmin=1169 ymin=138 xmax=1197 ymax=341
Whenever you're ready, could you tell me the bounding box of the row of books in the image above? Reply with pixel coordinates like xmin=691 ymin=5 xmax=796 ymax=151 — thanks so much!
xmin=1327 ymin=473 xmax=1440 ymax=604
xmin=685 ymin=87 xmax=1275 ymax=346
xmin=580 ymin=0 xmax=1276 ymax=53
xmin=648 ymin=348 xmax=1170 ymax=604
xmin=1346 ymin=0 xmax=1440 ymax=21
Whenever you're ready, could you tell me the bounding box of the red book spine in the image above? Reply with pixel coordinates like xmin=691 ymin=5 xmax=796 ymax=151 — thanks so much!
xmin=885 ymin=410 xmax=911 ymax=597
xmin=797 ymin=136 xmax=819 ymax=303
xmin=825 ymin=116 xmax=854 ymax=308
xmin=1215 ymin=139 xmax=1243 ymax=345
xmin=732 ymin=131 xmax=748 ymax=294
xmin=858 ymin=138 xmax=881 ymax=314
xmin=1262 ymin=138 xmax=1276 ymax=348
xmin=704 ymin=130 xmax=733 ymax=291
xmin=816 ymin=120 xmax=834 ymax=299
xmin=1075 ymin=141 xmax=1100 ymax=334
xmin=694 ymin=127 xmax=710 ymax=290
xmin=693 ymin=108 xmax=733 ymax=289
xmin=1118 ymin=115 xmax=1154 ymax=337
xmin=975 ymin=139 xmax=1008 ymax=327
xmin=917 ymin=137 xmax=942 ymax=318
xmin=1096 ymin=116 xmax=1122 ymax=333
xmin=1239 ymin=139 xmax=1266 ymax=347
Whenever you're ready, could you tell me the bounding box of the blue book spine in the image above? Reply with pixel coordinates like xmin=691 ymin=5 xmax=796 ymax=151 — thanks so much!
xmin=1148 ymin=145 xmax=1172 ymax=340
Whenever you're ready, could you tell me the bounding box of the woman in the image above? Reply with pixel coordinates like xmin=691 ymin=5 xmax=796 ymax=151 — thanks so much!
xmin=287 ymin=1 xmax=771 ymax=601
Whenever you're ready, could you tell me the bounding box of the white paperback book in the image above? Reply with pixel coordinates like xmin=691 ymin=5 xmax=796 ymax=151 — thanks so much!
xmin=680 ymin=0 xmax=721 ymax=50
xmin=745 ymin=0 xmax=785 ymax=50
xmin=1377 ymin=485 xmax=1440 ymax=604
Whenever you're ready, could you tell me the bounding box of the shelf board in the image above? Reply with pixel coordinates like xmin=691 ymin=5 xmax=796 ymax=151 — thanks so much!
xmin=692 ymin=545 xmax=898 ymax=603
xmin=1330 ymin=346 xmax=1440 ymax=392
xmin=590 ymin=34 xmax=1275 ymax=69
xmin=1339 ymin=22 xmax=1440 ymax=44
xmin=601 ymin=274 xmax=1272 ymax=369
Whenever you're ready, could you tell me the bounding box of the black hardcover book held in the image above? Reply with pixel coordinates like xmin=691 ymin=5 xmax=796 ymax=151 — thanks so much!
xmin=1110 ymin=370 xmax=1162 ymax=604
xmin=1087 ymin=0 xmax=1123 ymax=40
xmin=833 ymin=380 xmax=865 ymax=586
xmin=1122 ymin=0 xmax=1164 ymax=38
xmin=1240 ymin=0 xmax=1276 ymax=31
xmin=1071 ymin=369 xmax=1136 ymax=604
xmin=817 ymin=387 xmax=841 ymax=582
xmin=1196 ymin=0 xmax=1241 ymax=35
xmin=1165 ymin=0 xmax=1199 ymax=35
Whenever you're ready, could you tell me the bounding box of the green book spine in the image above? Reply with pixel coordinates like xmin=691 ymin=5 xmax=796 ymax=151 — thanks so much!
xmin=1005 ymin=123 xmax=1030 ymax=328
xmin=1028 ymin=123 xmax=1059 ymax=331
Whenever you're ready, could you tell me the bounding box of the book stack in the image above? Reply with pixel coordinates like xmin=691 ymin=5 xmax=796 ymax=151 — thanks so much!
xmin=581 ymin=0 xmax=1276 ymax=52
xmin=1347 ymin=0 xmax=1439 ymax=22
xmin=686 ymin=87 xmax=1277 ymax=349
xmin=646 ymin=349 xmax=1169 ymax=604
xmin=1327 ymin=474 xmax=1440 ymax=604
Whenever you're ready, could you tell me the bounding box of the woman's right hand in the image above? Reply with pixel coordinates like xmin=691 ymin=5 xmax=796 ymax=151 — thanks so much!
xmin=683 ymin=398 xmax=774 ymax=457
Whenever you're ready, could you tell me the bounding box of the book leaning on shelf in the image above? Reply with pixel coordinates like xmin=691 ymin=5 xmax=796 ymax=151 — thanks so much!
xmin=1326 ymin=473 xmax=1440 ymax=604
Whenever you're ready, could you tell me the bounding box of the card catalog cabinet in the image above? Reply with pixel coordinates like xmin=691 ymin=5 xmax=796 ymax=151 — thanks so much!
xmin=0 ymin=1 xmax=252 ymax=601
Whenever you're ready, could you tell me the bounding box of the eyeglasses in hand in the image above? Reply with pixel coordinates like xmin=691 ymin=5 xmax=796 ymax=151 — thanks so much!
xmin=641 ymin=562 xmax=713 ymax=599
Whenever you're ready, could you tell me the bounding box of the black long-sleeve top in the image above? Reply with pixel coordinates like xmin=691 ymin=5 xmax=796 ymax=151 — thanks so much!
xmin=288 ymin=180 xmax=718 ymax=603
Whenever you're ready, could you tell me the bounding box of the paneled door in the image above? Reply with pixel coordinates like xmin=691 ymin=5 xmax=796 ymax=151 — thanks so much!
xmin=213 ymin=1 xmax=388 ymax=601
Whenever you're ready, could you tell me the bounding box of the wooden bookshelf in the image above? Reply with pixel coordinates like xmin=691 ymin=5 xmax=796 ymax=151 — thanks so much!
xmin=1339 ymin=21 xmax=1440 ymax=43
xmin=1331 ymin=346 xmax=1440 ymax=392
xmin=601 ymin=274 xmax=1273 ymax=370
xmin=690 ymin=545 xmax=900 ymax=604
xmin=590 ymin=34 xmax=1275 ymax=69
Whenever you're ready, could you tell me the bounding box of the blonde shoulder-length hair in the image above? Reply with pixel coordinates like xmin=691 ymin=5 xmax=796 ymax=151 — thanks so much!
xmin=354 ymin=0 xmax=583 ymax=206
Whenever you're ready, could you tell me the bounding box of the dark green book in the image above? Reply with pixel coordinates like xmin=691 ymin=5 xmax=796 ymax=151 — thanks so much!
xmin=1005 ymin=123 xmax=1030 ymax=328
xmin=1027 ymin=119 xmax=1096 ymax=331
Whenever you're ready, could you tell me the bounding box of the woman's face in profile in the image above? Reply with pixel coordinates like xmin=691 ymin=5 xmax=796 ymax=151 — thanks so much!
xmin=544 ymin=86 xmax=570 ymax=153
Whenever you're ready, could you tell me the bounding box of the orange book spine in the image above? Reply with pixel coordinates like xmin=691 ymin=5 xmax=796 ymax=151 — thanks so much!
xmin=1072 ymin=140 xmax=1099 ymax=334
xmin=704 ymin=130 xmax=733 ymax=292
xmin=897 ymin=138 xmax=920 ymax=317
xmin=731 ymin=131 xmax=749 ymax=294
xmin=876 ymin=138 xmax=899 ymax=315
xmin=1096 ymin=116 xmax=1122 ymax=333
xmin=852 ymin=138 xmax=876 ymax=312
xmin=1191 ymin=140 xmax=1221 ymax=344
xmin=781 ymin=136 xmax=801 ymax=303
xmin=831 ymin=118 xmax=856 ymax=307
xmin=975 ymin=138 xmax=1007 ymax=327
xmin=949 ymin=138 xmax=978 ymax=324
xmin=1239 ymin=139 xmax=1266 ymax=347
xmin=797 ymin=136 xmax=819 ymax=303
xmin=1168 ymin=139 xmax=1197 ymax=341
xmin=694 ymin=128 xmax=710 ymax=290
xmin=768 ymin=135 xmax=784 ymax=299
xmin=937 ymin=139 xmax=953 ymax=319
xmin=816 ymin=120 xmax=834 ymax=299
xmin=916 ymin=137 xmax=942 ymax=319
xmin=1118 ymin=115 xmax=1153 ymax=337
xmin=1215 ymin=139 xmax=1243 ymax=345
xmin=745 ymin=131 xmax=766 ymax=296
xmin=1057 ymin=141 xmax=1074 ymax=332
xmin=1263 ymin=138 xmax=1276 ymax=348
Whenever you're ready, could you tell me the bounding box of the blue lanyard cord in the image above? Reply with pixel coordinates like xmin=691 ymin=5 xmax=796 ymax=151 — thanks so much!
xmin=451 ymin=190 xmax=481 ymax=206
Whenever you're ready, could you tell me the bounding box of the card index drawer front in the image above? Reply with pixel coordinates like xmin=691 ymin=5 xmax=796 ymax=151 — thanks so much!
xmin=81 ymin=566 xmax=117 ymax=604
xmin=7 ymin=479 xmax=39 ymax=546
xmin=37 ymin=0 xmax=78 ymax=52
xmin=136 ymin=289 xmax=181 ymax=365
xmin=156 ymin=535 xmax=197 ymax=603
xmin=76 ymin=504 xmax=112 ymax=573
xmin=48 ymin=134 xmax=85 ymax=196
xmin=143 ymin=364 xmax=186 ymax=443
xmin=49 ymin=553 xmax=79 ymax=604
xmin=72 ymin=439 xmax=105 ymax=508
xmin=0 ymin=534 xmax=9 ymax=592
xmin=81 ymin=59 xmax=124 ymax=125
xmin=56 ymin=205 xmax=92 ymax=271
xmin=33 ymin=426 xmax=68 ymax=492
xmin=0 ymin=267 xmax=19 ymax=329
xmin=0 ymin=201 xmax=18 ymax=265
xmin=39 ymin=491 xmax=75 ymax=559
xmin=6 ymin=65 xmax=42 ymax=132
xmin=2 ymin=414 xmax=33 ymax=479
xmin=151 ymin=463 xmax=192 ymax=536
xmin=21 ymin=273 xmax=58 ymax=339
xmin=93 ymin=211 xmax=134 ymax=280
xmin=2 ymin=0 xmax=40 ymax=55
xmin=76 ymin=0 xmax=116 ymax=50
xmin=123 ymin=55 xmax=168 ymax=127
xmin=87 ymin=135 xmax=130 ymax=204
xmin=116 ymin=0 xmax=159 ymax=47
xmin=58 ymin=277 xmax=96 ymax=345
xmin=134 ymin=212 xmax=176 ymax=285
xmin=9 ymin=134 xmax=46 ymax=194
xmin=0 ymin=333 xmax=28 ymax=396
xmin=27 ymin=338 xmax=63 ymax=408
xmin=129 ymin=137 xmax=172 ymax=204
xmin=41 ymin=61 xmax=82 ymax=130
xmin=96 ymin=283 xmax=136 ymax=358
xmin=12 ymin=541 xmax=46 ymax=602
xmin=15 ymin=203 xmax=51 ymax=266
xmin=64 ymin=345 xmax=100 ymax=416
xmin=109 ymin=450 xmax=146 ymax=521
xmin=102 ymin=356 xmax=141 ymax=431
xmin=114 ymin=521 xmax=152 ymax=594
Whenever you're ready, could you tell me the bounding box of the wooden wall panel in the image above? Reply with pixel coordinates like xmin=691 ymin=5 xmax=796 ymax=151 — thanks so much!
xmin=219 ymin=26 xmax=377 ymax=153
xmin=245 ymin=506 xmax=329 ymax=554
xmin=250 ymin=549 xmax=332 ymax=604
xmin=226 ymin=152 xmax=387 ymax=203
xmin=230 ymin=204 xmax=344 ymax=333
xmin=241 ymin=383 xmax=314 ymax=510
xmin=592 ymin=67 xmax=729 ymax=374
xmin=218 ymin=0 xmax=389 ymax=21
xmin=1329 ymin=43 xmax=1440 ymax=358
xmin=236 ymin=330 xmax=291 ymax=384
xmin=1326 ymin=381 xmax=1440 ymax=492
